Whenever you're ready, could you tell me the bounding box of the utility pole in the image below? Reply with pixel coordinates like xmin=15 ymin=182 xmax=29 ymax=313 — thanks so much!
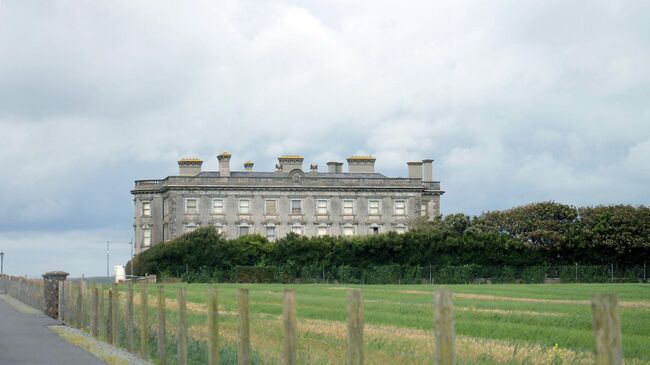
xmin=0 ymin=252 xmax=4 ymax=276
xmin=106 ymin=241 xmax=110 ymax=278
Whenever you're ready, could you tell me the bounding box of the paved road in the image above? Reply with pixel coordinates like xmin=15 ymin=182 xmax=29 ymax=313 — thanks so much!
xmin=0 ymin=296 xmax=106 ymax=365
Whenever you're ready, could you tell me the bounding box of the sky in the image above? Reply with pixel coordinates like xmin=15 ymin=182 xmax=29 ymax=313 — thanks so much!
xmin=0 ymin=1 xmax=649 ymax=277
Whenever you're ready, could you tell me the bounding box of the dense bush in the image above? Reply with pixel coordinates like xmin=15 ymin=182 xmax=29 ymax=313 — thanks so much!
xmin=520 ymin=265 xmax=549 ymax=283
xmin=364 ymin=265 xmax=402 ymax=284
xmin=559 ymin=265 xmax=611 ymax=283
xmin=231 ymin=266 xmax=278 ymax=283
xmin=129 ymin=202 xmax=650 ymax=284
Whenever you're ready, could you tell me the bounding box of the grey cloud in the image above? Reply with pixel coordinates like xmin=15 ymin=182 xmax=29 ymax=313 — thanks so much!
xmin=0 ymin=1 xmax=649 ymax=276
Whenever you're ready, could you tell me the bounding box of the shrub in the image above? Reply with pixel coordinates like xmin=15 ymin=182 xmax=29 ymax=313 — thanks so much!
xmin=494 ymin=266 xmax=516 ymax=283
xmin=521 ymin=265 xmax=548 ymax=283
xmin=299 ymin=266 xmax=324 ymax=281
xmin=402 ymin=266 xmax=426 ymax=284
xmin=337 ymin=266 xmax=363 ymax=284
xmin=231 ymin=266 xmax=277 ymax=283
xmin=436 ymin=265 xmax=479 ymax=284
xmin=130 ymin=203 xmax=650 ymax=284
xmin=364 ymin=265 xmax=402 ymax=284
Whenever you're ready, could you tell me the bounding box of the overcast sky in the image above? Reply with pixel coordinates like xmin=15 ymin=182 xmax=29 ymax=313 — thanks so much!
xmin=1 ymin=1 xmax=649 ymax=277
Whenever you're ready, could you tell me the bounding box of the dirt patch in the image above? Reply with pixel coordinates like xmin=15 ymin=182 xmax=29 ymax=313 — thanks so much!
xmin=398 ymin=290 xmax=430 ymax=295
xmin=454 ymin=293 xmax=650 ymax=309
xmin=457 ymin=306 xmax=567 ymax=317
xmin=328 ymin=287 xmax=355 ymax=291
xmin=395 ymin=290 xmax=650 ymax=309
xmin=131 ymin=295 xmax=236 ymax=316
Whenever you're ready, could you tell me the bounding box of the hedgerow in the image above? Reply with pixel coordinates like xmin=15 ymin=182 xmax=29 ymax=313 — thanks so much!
xmin=130 ymin=202 xmax=650 ymax=283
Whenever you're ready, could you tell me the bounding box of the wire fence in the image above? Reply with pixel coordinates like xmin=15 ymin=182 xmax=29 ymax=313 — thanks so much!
xmin=158 ymin=263 xmax=649 ymax=284
xmin=0 ymin=275 xmax=627 ymax=365
xmin=0 ymin=274 xmax=43 ymax=310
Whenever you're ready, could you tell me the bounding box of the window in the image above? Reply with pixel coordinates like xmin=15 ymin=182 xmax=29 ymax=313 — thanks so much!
xmin=291 ymin=225 xmax=303 ymax=235
xmin=317 ymin=199 xmax=328 ymax=215
xmin=291 ymin=199 xmax=302 ymax=215
xmin=369 ymin=226 xmax=380 ymax=235
xmin=342 ymin=225 xmax=355 ymax=236
xmin=239 ymin=199 xmax=250 ymax=214
xmin=185 ymin=198 xmax=198 ymax=214
xmin=266 ymin=226 xmax=276 ymax=241
xmin=317 ymin=226 xmax=328 ymax=237
xmin=239 ymin=226 xmax=250 ymax=236
xmin=142 ymin=227 xmax=151 ymax=247
xmin=394 ymin=200 xmax=406 ymax=216
xmin=185 ymin=223 xmax=198 ymax=234
xmin=342 ymin=199 xmax=355 ymax=215
xmin=395 ymin=225 xmax=407 ymax=234
xmin=419 ymin=203 xmax=428 ymax=217
xmin=211 ymin=199 xmax=224 ymax=214
xmin=368 ymin=200 xmax=380 ymax=215
xmin=265 ymin=200 xmax=277 ymax=215
xmin=142 ymin=201 xmax=151 ymax=217
xmin=213 ymin=223 xmax=224 ymax=234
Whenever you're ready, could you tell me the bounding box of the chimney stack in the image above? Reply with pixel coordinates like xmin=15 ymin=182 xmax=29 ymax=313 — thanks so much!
xmin=217 ymin=152 xmax=231 ymax=177
xmin=422 ymin=159 xmax=433 ymax=181
xmin=277 ymin=155 xmax=304 ymax=173
xmin=177 ymin=158 xmax=203 ymax=176
xmin=407 ymin=161 xmax=423 ymax=179
xmin=244 ymin=161 xmax=254 ymax=171
xmin=327 ymin=161 xmax=343 ymax=174
xmin=346 ymin=156 xmax=376 ymax=173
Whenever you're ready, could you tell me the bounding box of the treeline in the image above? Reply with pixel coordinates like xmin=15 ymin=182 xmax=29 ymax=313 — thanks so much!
xmin=130 ymin=202 xmax=650 ymax=282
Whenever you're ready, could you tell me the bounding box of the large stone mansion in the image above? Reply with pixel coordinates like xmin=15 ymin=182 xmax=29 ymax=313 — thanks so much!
xmin=131 ymin=153 xmax=443 ymax=253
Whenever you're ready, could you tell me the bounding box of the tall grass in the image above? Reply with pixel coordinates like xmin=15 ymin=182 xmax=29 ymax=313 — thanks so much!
xmin=108 ymin=283 xmax=649 ymax=364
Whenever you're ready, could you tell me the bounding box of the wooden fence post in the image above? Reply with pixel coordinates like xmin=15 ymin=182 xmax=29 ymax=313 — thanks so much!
xmin=107 ymin=288 xmax=113 ymax=344
xmin=157 ymin=285 xmax=166 ymax=365
xmin=98 ymin=286 xmax=105 ymax=340
xmin=208 ymin=288 xmax=219 ymax=365
xmin=76 ymin=281 xmax=83 ymax=329
xmin=58 ymin=280 xmax=65 ymax=322
xmin=283 ymin=289 xmax=297 ymax=365
xmin=111 ymin=283 xmax=119 ymax=346
xmin=433 ymin=288 xmax=455 ymax=365
xmin=82 ymin=281 xmax=88 ymax=329
xmin=92 ymin=287 xmax=99 ymax=337
xmin=140 ymin=283 xmax=149 ymax=359
xmin=238 ymin=288 xmax=251 ymax=365
xmin=347 ymin=289 xmax=364 ymax=365
xmin=126 ymin=283 xmax=134 ymax=352
xmin=68 ymin=281 xmax=73 ymax=324
xmin=178 ymin=286 xmax=188 ymax=365
xmin=591 ymin=294 xmax=623 ymax=365
xmin=66 ymin=282 xmax=72 ymax=325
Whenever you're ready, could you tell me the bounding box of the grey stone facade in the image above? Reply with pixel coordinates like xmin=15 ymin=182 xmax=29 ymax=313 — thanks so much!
xmin=131 ymin=154 xmax=443 ymax=254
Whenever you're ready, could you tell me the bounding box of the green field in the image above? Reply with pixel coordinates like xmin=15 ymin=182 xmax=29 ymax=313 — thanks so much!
xmin=126 ymin=283 xmax=649 ymax=364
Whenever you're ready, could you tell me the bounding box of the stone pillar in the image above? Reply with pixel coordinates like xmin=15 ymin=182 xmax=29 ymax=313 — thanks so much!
xmin=42 ymin=271 xmax=69 ymax=319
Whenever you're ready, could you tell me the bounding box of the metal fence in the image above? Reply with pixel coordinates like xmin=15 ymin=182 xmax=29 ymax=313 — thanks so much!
xmin=158 ymin=263 xmax=649 ymax=284
xmin=0 ymin=275 xmax=43 ymax=310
